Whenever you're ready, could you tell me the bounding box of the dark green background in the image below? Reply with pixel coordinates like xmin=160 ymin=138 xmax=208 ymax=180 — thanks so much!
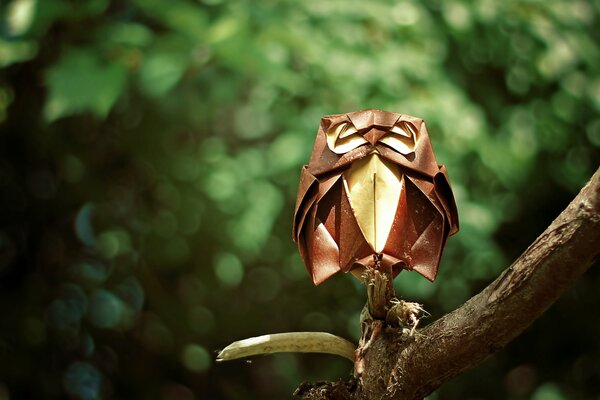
xmin=0 ymin=0 xmax=599 ymax=399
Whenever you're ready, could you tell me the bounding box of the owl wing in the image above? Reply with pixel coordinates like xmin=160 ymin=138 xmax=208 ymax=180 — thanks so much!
xmin=386 ymin=165 xmax=457 ymax=281
xmin=293 ymin=165 xmax=318 ymax=243
xmin=294 ymin=167 xmax=352 ymax=284
xmin=434 ymin=165 xmax=459 ymax=235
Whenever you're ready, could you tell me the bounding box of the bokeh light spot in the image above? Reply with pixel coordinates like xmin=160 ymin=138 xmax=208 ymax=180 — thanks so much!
xmin=62 ymin=155 xmax=85 ymax=183
xmin=75 ymin=203 xmax=96 ymax=247
xmin=181 ymin=343 xmax=211 ymax=373
xmin=88 ymin=289 xmax=123 ymax=329
xmin=586 ymin=119 xmax=600 ymax=147
xmin=236 ymin=149 xmax=265 ymax=179
xmin=115 ymin=277 xmax=145 ymax=313
xmin=461 ymin=202 xmax=497 ymax=235
xmin=63 ymin=361 xmax=102 ymax=400
xmin=443 ymin=2 xmax=472 ymax=31
xmin=47 ymin=284 xmax=87 ymax=334
xmin=228 ymin=182 xmax=283 ymax=253
xmin=268 ymin=132 xmax=309 ymax=171
xmin=214 ymin=252 xmax=244 ymax=287
xmin=199 ymin=137 xmax=226 ymax=163
xmin=204 ymin=167 xmax=239 ymax=203
xmin=96 ymin=229 xmax=131 ymax=259
xmin=234 ymin=106 xmax=272 ymax=139
xmin=531 ymin=383 xmax=565 ymax=400
xmin=71 ymin=259 xmax=111 ymax=287
xmin=505 ymin=364 xmax=538 ymax=395
xmin=81 ymin=333 xmax=95 ymax=357
xmin=391 ymin=3 xmax=419 ymax=26
xmin=7 ymin=0 xmax=36 ymax=36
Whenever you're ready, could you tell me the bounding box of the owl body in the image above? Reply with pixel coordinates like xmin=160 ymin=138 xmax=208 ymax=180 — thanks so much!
xmin=293 ymin=109 xmax=459 ymax=285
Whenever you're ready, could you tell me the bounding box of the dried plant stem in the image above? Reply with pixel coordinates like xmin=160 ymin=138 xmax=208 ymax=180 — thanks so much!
xmin=217 ymin=332 xmax=356 ymax=362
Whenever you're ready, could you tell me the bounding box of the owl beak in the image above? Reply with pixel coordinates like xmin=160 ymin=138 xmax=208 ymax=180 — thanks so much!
xmin=363 ymin=128 xmax=388 ymax=146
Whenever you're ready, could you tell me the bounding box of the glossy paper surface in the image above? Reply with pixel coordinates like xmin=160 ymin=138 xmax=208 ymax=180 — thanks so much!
xmin=293 ymin=109 xmax=459 ymax=285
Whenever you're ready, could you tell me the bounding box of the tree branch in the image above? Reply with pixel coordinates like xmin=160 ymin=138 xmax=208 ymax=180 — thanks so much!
xmin=300 ymin=167 xmax=600 ymax=400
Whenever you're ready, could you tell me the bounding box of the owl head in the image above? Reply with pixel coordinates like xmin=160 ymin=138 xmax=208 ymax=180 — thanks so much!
xmin=294 ymin=109 xmax=459 ymax=285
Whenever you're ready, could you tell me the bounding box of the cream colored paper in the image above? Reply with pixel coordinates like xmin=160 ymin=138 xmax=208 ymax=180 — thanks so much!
xmin=326 ymin=122 xmax=367 ymax=154
xmin=379 ymin=123 xmax=418 ymax=154
xmin=344 ymin=153 xmax=403 ymax=253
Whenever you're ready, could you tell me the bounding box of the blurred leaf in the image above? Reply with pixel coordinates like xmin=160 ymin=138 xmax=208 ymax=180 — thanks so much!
xmin=6 ymin=0 xmax=36 ymax=36
xmin=531 ymin=383 xmax=565 ymax=400
xmin=138 ymin=51 xmax=187 ymax=97
xmin=0 ymin=38 xmax=37 ymax=67
xmin=44 ymin=48 xmax=127 ymax=121
xmin=131 ymin=0 xmax=208 ymax=38
xmin=103 ymin=22 xmax=154 ymax=48
xmin=24 ymin=0 xmax=109 ymax=37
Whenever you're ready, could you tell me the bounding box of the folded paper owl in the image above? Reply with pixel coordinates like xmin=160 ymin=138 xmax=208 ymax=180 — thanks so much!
xmin=293 ymin=109 xmax=459 ymax=285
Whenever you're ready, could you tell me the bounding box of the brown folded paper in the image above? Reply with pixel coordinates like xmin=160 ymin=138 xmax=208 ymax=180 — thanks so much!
xmin=293 ymin=109 xmax=459 ymax=285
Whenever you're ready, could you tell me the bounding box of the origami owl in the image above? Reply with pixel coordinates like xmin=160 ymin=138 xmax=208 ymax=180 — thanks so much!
xmin=293 ymin=109 xmax=459 ymax=285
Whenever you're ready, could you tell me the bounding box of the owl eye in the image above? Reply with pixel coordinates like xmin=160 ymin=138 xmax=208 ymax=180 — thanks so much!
xmin=379 ymin=122 xmax=418 ymax=154
xmin=326 ymin=122 xmax=368 ymax=154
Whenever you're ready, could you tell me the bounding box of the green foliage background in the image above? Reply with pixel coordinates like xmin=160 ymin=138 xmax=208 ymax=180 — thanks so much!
xmin=0 ymin=0 xmax=599 ymax=399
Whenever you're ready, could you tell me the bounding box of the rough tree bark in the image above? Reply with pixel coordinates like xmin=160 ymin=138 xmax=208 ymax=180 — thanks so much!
xmin=296 ymin=167 xmax=600 ymax=400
